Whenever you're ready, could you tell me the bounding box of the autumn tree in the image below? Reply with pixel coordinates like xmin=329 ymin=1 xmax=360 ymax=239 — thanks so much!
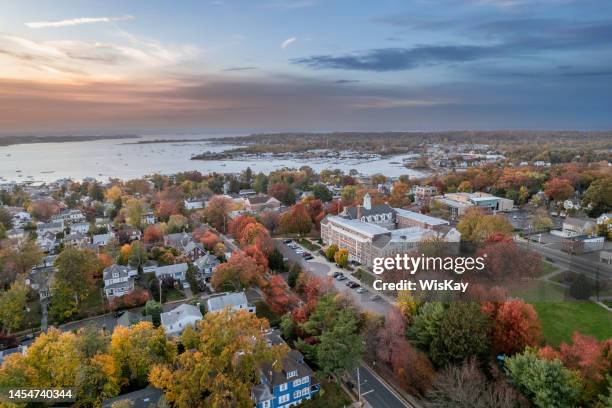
xmin=264 ymin=275 xmax=298 ymax=315
xmin=583 ymin=176 xmax=612 ymax=217
xmin=408 ymin=302 xmax=445 ymax=353
xmin=203 ymin=195 xmax=233 ymax=232
xmin=0 ymin=239 xmax=43 ymax=287
xmin=0 ymin=279 xmax=29 ymax=333
xmin=124 ymin=198 xmax=145 ymax=229
xmin=334 ymin=247 xmax=349 ymax=268
xmin=324 ymin=244 xmax=338 ymax=261
xmin=211 ymin=252 xmax=266 ymax=291
xmin=544 ymin=178 xmax=575 ymax=202
xmin=110 ymin=321 xmax=176 ymax=388
xmin=149 ymin=309 xmax=287 ymax=408
xmin=30 ymin=198 xmax=60 ymax=221
xmin=105 ymin=185 xmax=123 ymax=202
xmin=388 ymin=182 xmax=412 ymax=208
xmin=476 ymin=240 xmax=542 ymax=282
xmin=144 ymin=225 xmax=163 ymax=244
xmin=199 ymin=230 xmax=220 ymax=250
xmin=457 ymin=207 xmax=513 ymax=243
xmin=267 ymin=182 xmax=296 ymax=205
xmin=312 ymin=183 xmax=333 ymax=202
xmin=483 ymin=299 xmax=541 ymax=355
xmin=279 ymin=203 xmax=313 ymax=235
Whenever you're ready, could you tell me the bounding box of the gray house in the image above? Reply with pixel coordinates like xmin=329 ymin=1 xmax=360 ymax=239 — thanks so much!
xmin=103 ymin=264 xmax=137 ymax=298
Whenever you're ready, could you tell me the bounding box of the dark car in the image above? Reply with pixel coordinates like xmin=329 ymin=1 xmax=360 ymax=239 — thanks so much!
xmin=303 ymin=255 xmax=314 ymax=260
xmin=332 ymin=271 xmax=342 ymax=278
xmin=283 ymin=239 xmax=293 ymax=244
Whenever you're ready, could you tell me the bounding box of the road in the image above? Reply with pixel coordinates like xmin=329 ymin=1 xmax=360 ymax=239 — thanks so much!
xmin=349 ymin=365 xmax=415 ymax=408
xmin=276 ymin=240 xmax=392 ymax=316
xmin=516 ymin=238 xmax=612 ymax=282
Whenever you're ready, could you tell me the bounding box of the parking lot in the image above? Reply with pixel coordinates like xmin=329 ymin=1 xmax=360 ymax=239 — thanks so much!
xmin=277 ymin=239 xmax=392 ymax=316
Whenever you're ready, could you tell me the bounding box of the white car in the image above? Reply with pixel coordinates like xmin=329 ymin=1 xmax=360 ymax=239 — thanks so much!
xmin=356 ymin=287 xmax=367 ymax=294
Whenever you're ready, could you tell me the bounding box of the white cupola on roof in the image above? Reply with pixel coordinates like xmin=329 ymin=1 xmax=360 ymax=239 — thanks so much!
xmin=363 ymin=193 xmax=372 ymax=210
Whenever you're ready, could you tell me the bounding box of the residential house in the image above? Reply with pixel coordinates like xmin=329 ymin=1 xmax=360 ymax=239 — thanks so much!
xmin=164 ymin=232 xmax=193 ymax=251
xmin=252 ymin=330 xmax=320 ymax=408
xmin=26 ymin=266 xmax=55 ymax=300
xmin=141 ymin=211 xmax=156 ymax=226
xmin=153 ymin=263 xmax=188 ymax=283
xmin=6 ymin=228 xmax=25 ymax=240
xmin=37 ymin=220 xmax=64 ymax=235
xmin=562 ymin=217 xmax=597 ymax=237
xmin=597 ymin=213 xmax=612 ymax=232
xmin=412 ymin=185 xmax=438 ymax=204
xmin=184 ymin=198 xmax=204 ymax=210
xmin=181 ymin=241 xmax=207 ymax=262
xmin=63 ymin=233 xmax=90 ymax=247
xmin=244 ymin=195 xmax=282 ymax=212
xmin=193 ymin=253 xmax=220 ymax=282
xmin=93 ymin=232 xmax=115 ymax=246
xmin=103 ymin=264 xmax=137 ymax=298
xmin=52 ymin=209 xmax=85 ymax=224
xmin=206 ymin=291 xmax=256 ymax=314
xmin=70 ymin=222 xmax=90 ymax=234
xmin=160 ymin=303 xmax=203 ymax=336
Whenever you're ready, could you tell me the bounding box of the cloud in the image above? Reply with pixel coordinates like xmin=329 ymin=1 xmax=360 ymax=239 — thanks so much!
xmin=281 ymin=37 xmax=296 ymax=49
xmin=335 ymin=79 xmax=360 ymax=84
xmin=25 ymin=15 xmax=134 ymax=29
xmin=223 ymin=66 xmax=257 ymax=72
xmin=265 ymin=0 xmax=315 ymax=9
xmin=292 ymin=45 xmax=495 ymax=71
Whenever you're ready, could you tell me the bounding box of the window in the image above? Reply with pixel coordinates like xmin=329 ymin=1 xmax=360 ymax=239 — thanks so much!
xmin=262 ymin=400 xmax=271 ymax=408
xmin=278 ymin=394 xmax=289 ymax=404
xmin=301 ymin=376 xmax=309 ymax=384
xmin=293 ymin=378 xmax=301 ymax=387
xmin=287 ymin=370 xmax=298 ymax=379
xmin=279 ymin=383 xmax=288 ymax=392
xmin=293 ymin=390 xmax=302 ymax=399
xmin=302 ymin=387 xmax=310 ymax=394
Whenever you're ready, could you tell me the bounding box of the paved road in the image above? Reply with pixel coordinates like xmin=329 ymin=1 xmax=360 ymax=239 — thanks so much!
xmin=516 ymin=238 xmax=612 ymax=281
xmin=276 ymin=241 xmax=392 ymax=315
xmin=349 ymin=365 xmax=415 ymax=408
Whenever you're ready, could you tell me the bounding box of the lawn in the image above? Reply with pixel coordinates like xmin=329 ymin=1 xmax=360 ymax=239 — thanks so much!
xmin=164 ymin=288 xmax=186 ymax=302
xmin=301 ymin=379 xmax=351 ymax=408
xmin=298 ymin=238 xmax=321 ymax=252
xmin=532 ymin=301 xmax=612 ymax=346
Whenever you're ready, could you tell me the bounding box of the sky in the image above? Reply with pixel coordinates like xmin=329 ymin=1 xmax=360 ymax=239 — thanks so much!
xmin=1 ymin=0 xmax=611 ymax=134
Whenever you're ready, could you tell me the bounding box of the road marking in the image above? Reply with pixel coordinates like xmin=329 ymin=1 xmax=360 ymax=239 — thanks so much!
xmin=361 ymin=389 xmax=374 ymax=396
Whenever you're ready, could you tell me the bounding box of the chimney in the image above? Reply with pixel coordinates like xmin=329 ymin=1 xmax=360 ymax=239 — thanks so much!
xmin=356 ymin=205 xmax=363 ymax=219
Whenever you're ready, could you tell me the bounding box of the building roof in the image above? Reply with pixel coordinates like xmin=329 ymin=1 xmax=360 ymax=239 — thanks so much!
xmin=206 ymin=292 xmax=249 ymax=313
xmin=116 ymin=310 xmax=153 ymax=327
xmin=160 ymin=303 xmax=202 ymax=328
xmin=103 ymin=264 xmax=135 ymax=281
xmin=325 ymin=215 xmax=389 ymax=238
xmin=394 ymin=208 xmax=448 ymax=226
xmin=345 ymin=203 xmax=394 ymax=220
xmin=155 ymin=263 xmax=188 ymax=275
xmin=247 ymin=194 xmax=277 ymax=205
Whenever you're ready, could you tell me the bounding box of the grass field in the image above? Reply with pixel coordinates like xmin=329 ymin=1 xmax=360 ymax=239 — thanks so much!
xmin=510 ymin=279 xmax=612 ymax=345
xmin=533 ymin=301 xmax=612 ymax=346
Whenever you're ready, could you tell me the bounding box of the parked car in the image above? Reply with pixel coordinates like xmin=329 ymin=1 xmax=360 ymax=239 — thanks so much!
xmin=335 ymin=274 xmax=347 ymax=281
xmin=332 ymin=271 xmax=342 ymax=278
xmin=283 ymin=239 xmax=293 ymax=244
xmin=356 ymin=287 xmax=367 ymax=294
xmin=303 ymin=254 xmax=314 ymax=260
xmin=370 ymin=294 xmax=382 ymax=301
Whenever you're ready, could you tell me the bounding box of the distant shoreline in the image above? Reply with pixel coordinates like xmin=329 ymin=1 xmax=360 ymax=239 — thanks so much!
xmin=0 ymin=135 xmax=140 ymax=147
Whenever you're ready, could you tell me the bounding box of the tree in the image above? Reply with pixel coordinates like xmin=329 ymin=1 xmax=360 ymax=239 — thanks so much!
xmin=267 ymin=248 xmax=285 ymax=272
xmin=505 ymin=350 xmax=583 ymax=408
xmin=203 ymin=195 xmax=233 ymax=232
xmin=110 ymin=321 xmax=176 ymax=388
xmin=199 ymin=231 xmax=219 ymax=250
xmin=211 ymin=251 xmax=266 ymax=291
xmin=144 ymin=225 xmax=163 ymax=244
xmin=144 ymin=300 xmax=163 ymax=326
xmin=333 ymin=248 xmax=349 ymax=268
xmin=0 ymin=280 xmax=29 ymax=333
xmin=476 ymin=240 xmax=542 ymax=282
xmin=128 ymin=240 xmax=148 ymax=270
xmin=264 ymin=275 xmax=298 ymax=315
xmin=340 ymin=185 xmax=357 ymax=206
xmin=312 ymin=184 xmax=332 ymax=202
xmin=279 ymin=203 xmax=313 ymax=235
xmin=0 ymin=206 xmax=12 ymax=230
xmin=457 ymin=207 xmax=513 ymax=243
xmin=408 ymin=302 xmax=445 ymax=353
xmin=0 ymin=239 xmax=43 ymax=287
xmin=583 ymin=177 xmax=612 ymax=217
xmin=124 ymin=198 xmax=145 ymax=229
xmin=297 ymin=294 xmax=364 ymax=378
xmin=430 ymin=302 xmax=491 ymax=367
xmin=426 ymin=358 xmax=525 ymax=408
xmin=105 ymin=185 xmax=123 ymax=202
xmin=388 ymin=182 xmax=411 ymax=208
xmin=530 ymin=211 xmax=554 ymax=232
xmin=149 ymin=309 xmax=287 ymax=408
xmin=50 ymin=248 xmax=102 ymax=320
xmin=167 ymin=214 xmax=188 ymax=233
xmin=324 ymin=244 xmax=338 ymax=261
xmin=30 ymin=198 xmax=59 ymax=221
xmin=457 ymin=180 xmax=473 ymax=193
xmin=544 ymin=178 xmax=574 ymax=202
xmin=267 ymin=182 xmax=296 ymax=205
xmin=484 ymin=300 xmax=541 ymax=355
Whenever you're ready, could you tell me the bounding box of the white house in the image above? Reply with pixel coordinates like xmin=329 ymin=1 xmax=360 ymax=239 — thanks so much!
xmin=597 ymin=213 xmax=612 ymax=231
xmin=160 ymin=304 xmax=203 ymax=336
xmin=70 ymin=222 xmax=90 ymax=234
xmin=93 ymin=232 xmax=114 ymax=246
xmin=103 ymin=264 xmax=137 ymax=298
xmin=153 ymin=263 xmax=188 ymax=283
xmin=206 ymin=292 xmax=255 ymax=314
xmin=562 ymin=217 xmax=597 ymax=237
xmin=184 ymin=199 xmax=204 ymax=210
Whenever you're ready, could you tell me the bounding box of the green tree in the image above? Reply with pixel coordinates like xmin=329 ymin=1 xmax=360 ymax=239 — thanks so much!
xmin=324 ymin=244 xmax=339 ymax=261
xmin=583 ymin=177 xmax=612 ymax=217
xmin=0 ymin=206 xmax=12 ymax=230
xmin=430 ymin=302 xmax=490 ymax=367
xmin=312 ymin=183 xmax=333 ymax=203
xmin=125 ymin=198 xmax=145 ymax=229
xmin=0 ymin=279 xmax=29 ymax=333
xmin=408 ymin=302 xmax=445 ymax=353
xmin=144 ymin=300 xmax=163 ymax=326
xmin=128 ymin=240 xmax=148 ymax=270
xmin=334 ymin=248 xmax=349 ymax=268
xmin=341 ymin=185 xmax=357 ymax=205
xmin=505 ymin=350 xmax=583 ymax=408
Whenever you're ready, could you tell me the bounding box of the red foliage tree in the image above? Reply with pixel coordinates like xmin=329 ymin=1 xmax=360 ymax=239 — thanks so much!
xmin=326 ymin=200 xmax=344 ymax=216
xmin=143 ymin=225 xmax=162 ymax=244
xmin=229 ymin=215 xmax=257 ymax=239
xmin=243 ymin=245 xmax=269 ymax=270
xmin=279 ymin=203 xmax=313 ymax=234
xmin=200 ymin=230 xmax=220 ymax=250
xmin=544 ymin=178 xmax=575 ymax=201
xmin=476 ymin=240 xmax=542 ymax=282
xmin=264 ymin=275 xmax=298 ymax=315
xmin=211 ymin=251 xmax=266 ymax=290
xmin=484 ymin=299 xmax=541 ymax=355
xmin=111 ymin=288 xmax=151 ymax=310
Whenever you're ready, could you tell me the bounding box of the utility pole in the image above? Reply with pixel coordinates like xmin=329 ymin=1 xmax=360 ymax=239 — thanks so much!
xmin=356 ymin=366 xmax=362 ymax=407
xmin=159 ymin=278 xmax=162 ymax=303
